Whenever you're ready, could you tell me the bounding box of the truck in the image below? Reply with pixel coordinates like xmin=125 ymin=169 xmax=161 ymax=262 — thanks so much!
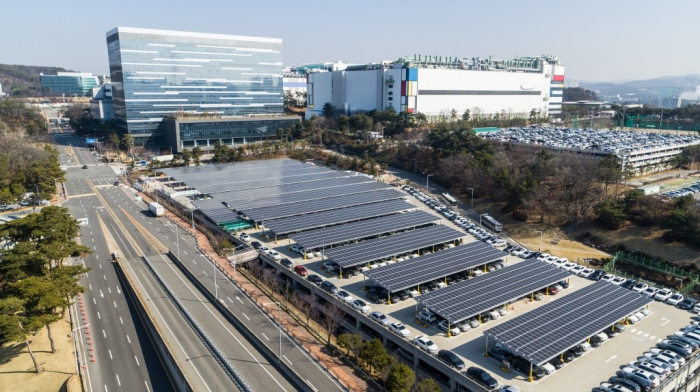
xmin=148 ymin=202 xmax=164 ymax=217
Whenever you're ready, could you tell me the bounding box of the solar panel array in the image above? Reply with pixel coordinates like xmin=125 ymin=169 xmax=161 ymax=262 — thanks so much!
xmin=198 ymin=171 xmax=353 ymax=194
xmin=192 ymin=199 xmax=240 ymax=224
xmin=363 ymin=241 xmax=506 ymax=293
xmin=264 ymin=200 xmax=415 ymax=235
xmin=417 ymin=259 xmax=571 ymax=325
xmin=325 ymin=224 xmax=465 ymax=268
xmin=221 ymin=176 xmax=374 ymax=207
xmin=228 ymin=181 xmax=389 ymax=211
xmin=242 ymin=189 xmax=407 ymax=221
xmin=290 ymin=211 xmax=440 ymax=250
xmin=161 ymin=159 xmax=303 ymax=184
xmin=485 ymin=281 xmax=652 ymax=365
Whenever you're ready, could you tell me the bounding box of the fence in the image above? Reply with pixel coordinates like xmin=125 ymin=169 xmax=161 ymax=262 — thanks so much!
xmin=605 ymin=251 xmax=700 ymax=294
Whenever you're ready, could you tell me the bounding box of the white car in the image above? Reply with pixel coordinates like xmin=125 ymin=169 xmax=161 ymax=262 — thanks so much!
xmin=649 ymin=348 xmax=686 ymax=364
xmin=290 ymin=244 xmax=302 ymax=253
xmin=642 ymin=353 xmax=680 ymax=371
xmin=594 ymin=332 xmax=609 ymax=342
xmin=632 ymin=283 xmax=649 ymax=293
xmin=335 ymin=290 xmax=354 ymax=304
xmin=455 ymin=320 xmax=472 ymax=332
xmin=351 ymin=300 xmax=371 ymax=314
xmin=642 ymin=287 xmax=660 ymax=297
xmin=389 ymin=322 xmax=411 ymax=337
xmin=601 ymin=274 xmax=616 ymax=283
xmin=692 ymin=304 xmax=700 ymax=314
xmin=634 ymin=311 xmax=646 ymax=320
xmin=578 ymin=268 xmax=594 ymax=278
xmin=627 ymin=314 xmax=640 ymax=324
xmin=258 ymin=245 xmax=269 ymax=253
xmin=239 ymin=233 xmax=250 ymax=242
xmin=408 ymin=288 xmax=420 ymax=298
xmin=414 ymin=335 xmax=438 ymax=354
xmin=376 ymin=260 xmax=388 ymax=268
xmin=570 ymin=265 xmax=585 ymax=275
xmin=561 ymin=262 xmax=576 ymax=271
xmin=632 ymin=360 xmax=670 ymax=377
xmin=536 ymin=253 xmax=551 ymax=261
xmin=266 ymin=250 xmax=281 ymax=260
xmin=610 ymin=277 xmax=626 ymax=286
xmin=579 ymin=341 xmax=592 ymax=351
xmin=621 ymin=367 xmax=660 ymax=387
xmin=438 ymin=320 xmax=460 ymax=336
xmin=654 ymin=289 xmax=673 ymax=302
xmin=369 ymin=311 xmax=392 ymax=327
xmin=666 ymin=293 xmax=684 ymax=306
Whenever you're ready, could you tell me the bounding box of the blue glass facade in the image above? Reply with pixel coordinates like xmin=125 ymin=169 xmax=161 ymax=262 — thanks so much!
xmin=40 ymin=72 xmax=100 ymax=96
xmin=106 ymin=27 xmax=284 ymax=146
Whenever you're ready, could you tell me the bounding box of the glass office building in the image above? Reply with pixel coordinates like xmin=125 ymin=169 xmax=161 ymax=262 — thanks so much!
xmin=40 ymin=72 xmax=100 ymax=96
xmin=106 ymin=27 xmax=284 ymax=146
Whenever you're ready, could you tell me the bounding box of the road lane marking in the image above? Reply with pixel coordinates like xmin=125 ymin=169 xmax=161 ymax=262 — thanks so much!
xmin=103 ymin=330 xmax=106 ymax=338
xmin=113 ymin=301 xmax=117 ymax=308
xmin=236 ymin=296 xmax=244 ymax=304
xmin=145 ymin=382 xmax=150 ymax=392
xmin=126 ymin=335 xmax=131 ymax=343
xmin=89 ymin=284 xmax=92 ymax=290
xmin=135 ymin=356 xmax=140 ymax=366
xmin=307 ymin=380 xmax=318 ymax=392
xmin=109 ymin=350 xmax=113 ymax=359
xmin=99 ymin=264 xmax=102 ymax=269
xmin=183 ymin=250 xmax=188 ymax=255
xmin=116 ymin=375 xmax=121 ymax=386
xmin=97 ymin=312 xmax=101 ymax=319
xmin=227 ymin=296 xmax=232 ymax=303
xmin=100 ymin=290 xmax=104 ymax=298
xmin=93 ymin=298 xmax=96 ymax=304
xmin=283 ymin=355 xmax=292 ymax=365
xmin=120 ymin=317 xmax=123 ymax=324
xmin=108 ymin=287 xmax=111 ymax=294
xmin=242 ymin=313 xmax=250 ymax=321
xmin=261 ymin=333 xmax=269 ymax=340
xmin=103 ymin=275 xmax=106 ymax=280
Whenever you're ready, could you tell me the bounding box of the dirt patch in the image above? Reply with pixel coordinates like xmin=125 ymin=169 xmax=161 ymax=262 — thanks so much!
xmin=0 ymin=316 xmax=78 ymax=392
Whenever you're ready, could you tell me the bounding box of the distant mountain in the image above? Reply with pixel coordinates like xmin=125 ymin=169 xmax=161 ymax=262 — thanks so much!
xmin=0 ymin=64 xmax=71 ymax=97
xmin=578 ymin=74 xmax=700 ymax=98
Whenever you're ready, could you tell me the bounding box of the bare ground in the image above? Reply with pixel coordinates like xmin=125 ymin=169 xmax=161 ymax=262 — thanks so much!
xmin=0 ymin=316 xmax=77 ymax=392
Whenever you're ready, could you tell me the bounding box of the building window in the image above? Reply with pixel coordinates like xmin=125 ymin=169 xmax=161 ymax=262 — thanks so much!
xmin=388 ymin=97 xmax=393 ymax=101
xmin=388 ymin=91 xmax=393 ymax=96
xmin=388 ymin=84 xmax=393 ymax=88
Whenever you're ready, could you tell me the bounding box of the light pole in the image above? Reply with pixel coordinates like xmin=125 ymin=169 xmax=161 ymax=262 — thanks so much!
xmin=426 ymin=174 xmax=433 ymax=193
xmin=536 ymin=230 xmax=543 ymax=252
xmin=263 ymin=302 xmax=282 ymax=365
xmin=413 ymin=159 xmax=417 ymax=174
xmin=467 ymin=187 xmax=474 ymax=209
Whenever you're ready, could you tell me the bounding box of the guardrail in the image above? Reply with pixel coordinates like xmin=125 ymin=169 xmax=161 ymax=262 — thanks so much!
xmin=140 ymin=255 xmax=253 ymax=392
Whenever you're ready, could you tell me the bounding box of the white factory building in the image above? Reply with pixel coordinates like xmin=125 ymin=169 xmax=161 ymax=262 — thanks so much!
xmin=306 ymin=55 xmax=565 ymax=119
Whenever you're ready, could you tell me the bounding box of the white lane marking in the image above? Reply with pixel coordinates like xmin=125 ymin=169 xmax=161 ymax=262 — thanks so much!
xmin=103 ymin=275 xmax=106 ymax=280
xmin=99 ymin=264 xmax=102 ymax=269
xmin=109 ymin=350 xmax=113 ymax=359
xmin=261 ymin=333 xmax=269 ymax=341
xmin=283 ymin=355 xmax=293 ymax=365
xmin=236 ymin=296 xmax=244 ymax=304
xmin=116 ymin=375 xmax=120 ymax=386
xmin=227 ymin=296 xmax=233 ymax=303
xmin=661 ymin=318 xmax=670 ymax=326
xmin=631 ymin=329 xmax=638 ymax=333
xmin=104 ymin=385 xmax=108 ymax=392
xmin=126 ymin=335 xmax=131 ymax=344
xmin=102 ymin=330 xmax=106 ymax=338
xmin=97 ymin=312 xmax=101 ymax=320
xmin=114 ymin=301 xmax=117 ymax=308
xmin=116 ymin=286 xmax=121 ymax=294
xmin=307 ymin=380 xmax=318 ymax=392
xmin=605 ymin=354 xmax=617 ymax=363
xmin=135 ymin=356 xmax=140 ymax=366
xmin=108 ymin=287 xmax=111 ymax=294
xmin=644 ymin=333 xmax=650 ymax=337
xmin=183 ymin=250 xmax=188 ymax=255
xmin=89 ymin=284 xmax=92 ymax=290
xmin=93 ymin=298 xmax=96 ymax=304
xmin=95 ymin=254 xmax=98 ymax=259
xmin=242 ymin=313 xmax=250 ymax=321
xmin=120 ymin=317 xmax=123 ymax=324
xmin=651 ymin=336 xmax=656 ymax=340
xmin=100 ymin=289 xmax=104 ymax=298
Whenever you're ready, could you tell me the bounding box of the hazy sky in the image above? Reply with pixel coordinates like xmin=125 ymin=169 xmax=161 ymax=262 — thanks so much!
xmin=2 ymin=0 xmax=698 ymax=82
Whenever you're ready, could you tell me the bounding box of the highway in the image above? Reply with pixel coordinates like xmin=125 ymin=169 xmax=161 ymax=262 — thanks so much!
xmin=56 ymin=137 xmax=172 ymax=392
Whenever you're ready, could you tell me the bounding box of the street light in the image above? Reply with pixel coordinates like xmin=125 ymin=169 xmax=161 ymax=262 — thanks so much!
xmin=426 ymin=174 xmax=433 ymax=193
xmin=263 ymin=302 xmax=282 ymax=365
xmin=467 ymin=187 xmax=474 ymax=209
xmin=535 ymin=230 xmax=543 ymax=252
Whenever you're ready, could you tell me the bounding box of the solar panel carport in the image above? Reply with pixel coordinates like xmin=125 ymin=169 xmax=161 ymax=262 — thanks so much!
xmin=363 ymin=241 xmax=506 ymax=293
xmin=196 ymin=171 xmax=354 ymax=194
xmin=241 ymin=189 xmax=407 ymax=221
xmin=160 ymin=159 xmax=307 ymax=184
xmin=485 ymin=281 xmax=652 ymax=366
xmin=192 ymin=199 xmax=240 ymax=224
xmin=289 ymin=211 xmax=440 ymax=250
xmin=228 ymin=181 xmax=391 ymax=211
xmin=324 ymin=224 xmax=465 ymax=269
xmin=417 ymin=259 xmax=571 ymax=325
xmin=264 ymin=200 xmax=416 ymax=236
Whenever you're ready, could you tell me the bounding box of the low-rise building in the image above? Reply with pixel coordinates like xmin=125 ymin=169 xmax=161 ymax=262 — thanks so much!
xmin=40 ymin=72 xmax=100 ymax=97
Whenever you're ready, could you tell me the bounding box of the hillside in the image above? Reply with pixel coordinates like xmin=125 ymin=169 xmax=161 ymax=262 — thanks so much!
xmin=579 ymin=74 xmax=700 ymax=98
xmin=0 ymin=64 xmax=70 ymax=97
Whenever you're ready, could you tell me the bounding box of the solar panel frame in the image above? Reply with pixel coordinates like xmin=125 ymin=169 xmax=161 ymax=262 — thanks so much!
xmin=289 ymin=211 xmax=440 ymax=250
xmin=197 ymin=171 xmax=355 ymax=194
xmin=161 ymin=159 xmax=304 ymax=184
xmin=324 ymin=225 xmax=466 ymax=268
xmin=264 ymin=200 xmax=415 ymax=235
xmin=485 ymin=281 xmax=652 ymax=365
xmin=416 ymin=259 xmax=570 ymax=324
xmin=241 ymin=189 xmax=407 ymax=221
xmin=363 ymin=241 xmax=507 ymax=293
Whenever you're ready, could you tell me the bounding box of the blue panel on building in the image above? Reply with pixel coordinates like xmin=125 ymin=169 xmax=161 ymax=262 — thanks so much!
xmin=407 ymin=68 xmax=418 ymax=81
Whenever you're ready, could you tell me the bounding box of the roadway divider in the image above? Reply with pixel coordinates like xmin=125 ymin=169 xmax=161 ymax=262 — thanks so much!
xmin=113 ymin=257 xmax=193 ymax=392
xmin=166 ymin=250 xmax=326 ymax=392
xmin=139 ymin=255 xmax=253 ymax=392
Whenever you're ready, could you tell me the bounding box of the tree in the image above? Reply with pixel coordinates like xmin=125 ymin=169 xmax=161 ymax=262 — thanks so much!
xmin=337 ymin=333 xmax=363 ymax=359
xmin=594 ymin=199 xmax=628 ymax=229
xmin=108 ymin=132 xmax=120 ymax=150
xmin=181 ymin=148 xmax=192 ymax=166
xmin=563 ymin=87 xmax=598 ymax=102
xmin=414 ymin=378 xmax=441 ymax=392
xmin=11 ymin=277 xmax=64 ymax=353
xmin=450 ymin=109 xmax=458 ymax=121
xmin=387 ymin=362 xmax=415 ymax=392
xmin=121 ymin=134 xmax=134 ymax=155
xmin=0 ymin=297 xmax=42 ymax=373
xmin=322 ymin=103 xmax=335 ymax=118
xmin=461 ymin=109 xmax=471 ymax=122
xmin=318 ymin=303 xmax=343 ymax=345
xmin=192 ymin=146 xmax=202 ymax=166
xmin=359 ymin=339 xmax=389 ymax=373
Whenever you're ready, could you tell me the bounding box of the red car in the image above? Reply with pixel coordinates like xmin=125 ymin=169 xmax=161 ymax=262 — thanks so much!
xmin=294 ymin=265 xmax=308 ymax=276
xmin=546 ymin=286 xmax=558 ymax=295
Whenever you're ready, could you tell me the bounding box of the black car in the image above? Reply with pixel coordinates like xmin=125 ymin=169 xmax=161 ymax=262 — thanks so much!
xmin=678 ymin=298 xmax=697 ymax=310
xmin=487 ymin=347 xmax=513 ymax=363
xmin=82 ymin=164 xmax=89 ymax=169
xmin=615 ymin=372 xmax=653 ymax=392
xmin=307 ymin=274 xmax=323 ymax=285
xmin=280 ymin=258 xmax=293 ymax=268
xmin=321 ymin=280 xmax=338 ymax=294
xmin=511 ymin=358 xmax=546 ymax=379
xmin=393 ymin=290 xmax=410 ymax=301
xmin=608 ymin=377 xmax=644 ymax=392
xmin=251 ymin=241 xmax=263 ymax=249
xmin=589 ymin=269 xmax=606 ymax=281
xmin=621 ymin=279 xmax=638 ymax=290
xmin=466 ymin=367 xmax=498 ymax=389
xmin=424 ymin=281 xmax=439 ymax=292
xmin=438 ymin=350 xmax=465 ymax=370
xmin=590 ymin=335 xmax=604 ymax=347
xmin=558 ymin=280 xmax=569 ymax=289
xmin=567 ymin=346 xmax=584 ymax=358
xmin=549 ymin=357 xmax=565 ymax=369
xmin=366 ymin=290 xmax=388 ymax=304
xmin=604 ymin=329 xmax=619 ymax=338
xmin=560 ymin=350 xmax=575 ymax=362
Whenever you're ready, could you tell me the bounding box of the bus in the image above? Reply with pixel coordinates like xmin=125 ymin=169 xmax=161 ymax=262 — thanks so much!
xmin=481 ymin=215 xmax=503 ymax=232
xmin=442 ymin=193 xmax=457 ymax=207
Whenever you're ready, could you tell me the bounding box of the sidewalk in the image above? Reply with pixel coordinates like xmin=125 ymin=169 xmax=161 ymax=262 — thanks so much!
xmin=139 ymin=192 xmax=370 ymax=392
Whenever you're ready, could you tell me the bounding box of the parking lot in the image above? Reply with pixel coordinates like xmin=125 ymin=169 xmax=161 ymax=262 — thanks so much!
xmin=156 ymin=159 xmax=697 ymax=392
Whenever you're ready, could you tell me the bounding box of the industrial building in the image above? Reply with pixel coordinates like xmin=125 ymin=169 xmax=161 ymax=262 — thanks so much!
xmin=40 ymin=72 xmax=100 ymax=97
xmin=105 ymin=27 xmax=299 ymax=148
xmin=305 ymin=54 xmax=565 ymax=118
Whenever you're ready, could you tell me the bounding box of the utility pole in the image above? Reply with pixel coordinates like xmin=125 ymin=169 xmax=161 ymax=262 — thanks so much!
xmin=467 ymin=187 xmax=474 ymax=209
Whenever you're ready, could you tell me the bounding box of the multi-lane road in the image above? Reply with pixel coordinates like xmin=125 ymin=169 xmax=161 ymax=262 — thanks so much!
xmin=55 ymin=136 xmax=344 ymax=391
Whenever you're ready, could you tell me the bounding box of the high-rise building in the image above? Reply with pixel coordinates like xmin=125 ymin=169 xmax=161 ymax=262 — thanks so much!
xmin=106 ymin=27 xmax=289 ymax=147
xmin=40 ymin=72 xmax=100 ymax=96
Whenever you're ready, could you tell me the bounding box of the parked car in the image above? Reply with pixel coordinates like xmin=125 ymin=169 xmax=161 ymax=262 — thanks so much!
xmin=369 ymin=311 xmax=391 ymax=327
xmin=414 ymin=336 xmax=438 ymax=354
xmin=293 ymin=265 xmax=308 ymax=276
xmin=679 ymin=298 xmax=698 ymax=310
xmin=641 ymin=287 xmax=660 ymax=297
xmin=466 ymin=367 xmax=498 ymax=389
xmin=389 ymin=322 xmax=411 ymax=337
xmin=351 ymin=300 xmax=371 ymax=314
xmin=621 ymin=279 xmax=638 ymax=290
xmin=589 ymin=269 xmax=606 ymax=281
xmin=266 ymin=249 xmax=282 ymax=260
xmin=335 ymin=290 xmax=353 ymax=304
xmin=307 ymin=274 xmax=323 ymax=285
xmin=251 ymin=241 xmax=263 ymax=249
xmin=438 ymin=320 xmax=460 ymax=336
xmin=632 ymin=283 xmax=649 ymax=293
xmin=654 ymin=289 xmax=673 ymax=301
xmin=366 ymin=290 xmax=388 ymax=304
xmin=438 ymin=350 xmax=465 ymax=369
xmin=487 ymin=347 xmax=513 ymax=363
xmin=320 ymin=280 xmax=338 ymax=294
xmin=666 ymin=293 xmax=684 ymax=306
xmin=239 ymin=233 xmax=250 ymax=242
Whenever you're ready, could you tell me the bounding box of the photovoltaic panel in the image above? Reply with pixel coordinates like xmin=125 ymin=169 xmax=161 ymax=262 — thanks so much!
xmin=325 ymin=225 xmax=465 ymax=268
xmin=227 ymin=181 xmax=389 ymax=211
xmin=485 ymin=281 xmax=652 ymax=365
xmin=242 ymin=189 xmax=407 ymax=221
xmin=198 ymin=171 xmax=354 ymax=194
xmin=192 ymin=199 xmax=240 ymax=224
xmin=416 ymin=259 xmax=571 ymax=325
xmin=290 ymin=211 xmax=440 ymax=250
xmin=161 ymin=159 xmax=304 ymax=185
xmin=363 ymin=241 xmax=506 ymax=293
xmin=264 ymin=200 xmax=415 ymax=235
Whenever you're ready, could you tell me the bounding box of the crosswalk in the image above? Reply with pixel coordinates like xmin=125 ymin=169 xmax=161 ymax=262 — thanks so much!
xmin=90 ymin=177 xmax=121 ymax=186
xmin=60 ymin=163 xmax=105 ymax=169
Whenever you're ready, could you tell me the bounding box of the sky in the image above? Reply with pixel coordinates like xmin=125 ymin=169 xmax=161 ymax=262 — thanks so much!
xmin=1 ymin=0 xmax=699 ymax=82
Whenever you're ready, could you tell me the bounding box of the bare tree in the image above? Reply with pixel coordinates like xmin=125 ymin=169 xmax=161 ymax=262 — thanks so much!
xmin=292 ymin=294 xmax=313 ymax=327
xmin=318 ymin=303 xmax=344 ymax=346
